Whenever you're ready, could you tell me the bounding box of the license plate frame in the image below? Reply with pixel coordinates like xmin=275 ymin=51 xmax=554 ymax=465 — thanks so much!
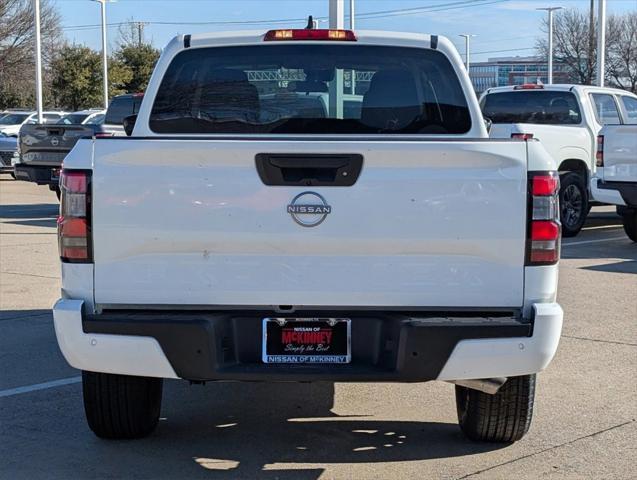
xmin=262 ymin=317 xmax=351 ymax=364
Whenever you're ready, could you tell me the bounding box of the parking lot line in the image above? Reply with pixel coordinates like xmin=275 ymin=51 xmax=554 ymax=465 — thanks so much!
xmin=0 ymin=376 xmax=81 ymax=399
xmin=562 ymin=236 xmax=627 ymax=247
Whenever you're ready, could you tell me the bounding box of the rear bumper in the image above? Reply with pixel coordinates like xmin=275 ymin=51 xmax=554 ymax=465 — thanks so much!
xmin=14 ymin=164 xmax=58 ymax=185
xmin=53 ymin=300 xmax=563 ymax=382
xmin=591 ymin=178 xmax=637 ymax=207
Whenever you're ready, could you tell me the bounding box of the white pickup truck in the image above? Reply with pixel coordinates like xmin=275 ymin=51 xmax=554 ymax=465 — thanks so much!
xmin=591 ymin=124 xmax=637 ymax=241
xmin=480 ymin=84 xmax=637 ymax=237
xmin=53 ymin=28 xmax=563 ymax=443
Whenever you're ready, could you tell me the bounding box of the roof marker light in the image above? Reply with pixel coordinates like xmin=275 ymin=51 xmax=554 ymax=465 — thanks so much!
xmin=264 ymin=29 xmax=357 ymax=42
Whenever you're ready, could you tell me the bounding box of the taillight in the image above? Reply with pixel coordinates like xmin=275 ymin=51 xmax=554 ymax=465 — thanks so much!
xmin=95 ymin=132 xmax=114 ymax=138
xmin=264 ymin=29 xmax=357 ymax=41
xmin=527 ymin=171 xmax=560 ymax=265
xmin=511 ymin=133 xmax=534 ymax=141
xmin=596 ymin=135 xmax=604 ymax=167
xmin=58 ymin=170 xmax=92 ymax=263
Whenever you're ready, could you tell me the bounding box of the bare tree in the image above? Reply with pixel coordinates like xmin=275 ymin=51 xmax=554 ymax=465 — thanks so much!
xmin=0 ymin=0 xmax=62 ymax=108
xmin=536 ymin=8 xmax=596 ymax=85
xmin=536 ymin=8 xmax=637 ymax=91
xmin=606 ymin=12 xmax=637 ymax=93
xmin=117 ymin=19 xmax=150 ymax=48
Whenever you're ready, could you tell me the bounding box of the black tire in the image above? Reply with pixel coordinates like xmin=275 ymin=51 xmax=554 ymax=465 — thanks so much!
xmin=559 ymin=172 xmax=589 ymax=237
xmin=455 ymin=374 xmax=535 ymax=443
xmin=622 ymin=211 xmax=637 ymax=242
xmin=82 ymin=371 xmax=163 ymax=439
xmin=54 ymin=186 xmax=61 ymax=201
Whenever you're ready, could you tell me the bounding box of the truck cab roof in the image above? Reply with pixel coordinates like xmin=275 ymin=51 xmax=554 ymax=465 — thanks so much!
xmin=485 ymin=84 xmax=637 ymax=98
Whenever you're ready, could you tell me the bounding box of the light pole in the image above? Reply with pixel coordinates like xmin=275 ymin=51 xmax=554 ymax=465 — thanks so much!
xmin=537 ymin=7 xmax=563 ymax=84
xmin=33 ymin=0 xmax=43 ymax=123
xmin=349 ymin=0 xmax=355 ymax=29
xmin=459 ymin=34 xmax=476 ymax=72
xmin=329 ymin=0 xmax=344 ymax=118
xmin=596 ymin=0 xmax=606 ymax=86
xmin=93 ymin=0 xmax=115 ymax=110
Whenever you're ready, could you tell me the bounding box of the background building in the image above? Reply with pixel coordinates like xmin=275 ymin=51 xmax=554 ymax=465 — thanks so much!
xmin=469 ymin=56 xmax=573 ymax=94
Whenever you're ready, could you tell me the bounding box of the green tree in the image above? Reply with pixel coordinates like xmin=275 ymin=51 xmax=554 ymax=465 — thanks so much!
xmin=51 ymin=44 xmax=132 ymax=110
xmin=51 ymin=45 xmax=102 ymax=110
xmin=114 ymin=44 xmax=160 ymax=93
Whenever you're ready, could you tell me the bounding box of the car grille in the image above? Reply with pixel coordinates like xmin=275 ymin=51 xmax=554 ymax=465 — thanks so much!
xmin=0 ymin=151 xmax=16 ymax=166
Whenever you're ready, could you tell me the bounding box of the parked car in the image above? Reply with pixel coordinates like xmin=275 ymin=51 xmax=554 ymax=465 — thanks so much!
xmin=53 ymin=28 xmax=563 ymax=443
xmin=591 ymin=124 xmax=637 ymax=241
xmin=0 ymin=132 xmax=18 ymax=175
xmin=56 ymin=109 xmax=106 ymax=125
xmin=13 ymin=95 xmax=142 ymax=196
xmin=480 ymin=84 xmax=637 ymax=237
xmin=0 ymin=110 xmax=67 ymax=137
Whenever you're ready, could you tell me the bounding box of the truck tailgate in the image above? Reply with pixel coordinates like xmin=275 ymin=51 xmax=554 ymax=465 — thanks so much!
xmin=92 ymin=139 xmax=528 ymax=308
xmin=20 ymin=124 xmax=95 ymax=166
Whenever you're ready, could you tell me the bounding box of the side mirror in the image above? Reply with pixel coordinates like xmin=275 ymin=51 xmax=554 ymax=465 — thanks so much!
xmin=483 ymin=117 xmax=492 ymax=134
xmin=123 ymin=114 xmax=137 ymax=137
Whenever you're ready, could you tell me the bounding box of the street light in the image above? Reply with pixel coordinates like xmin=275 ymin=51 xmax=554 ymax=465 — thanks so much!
xmin=93 ymin=0 xmax=115 ymax=110
xmin=597 ymin=0 xmax=606 ymax=86
xmin=459 ymin=34 xmax=476 ymax=71
xmin=33 ymin=0 xmax=43 ymax=123
xmin=537 ymin=6 xmax=563 ymax=84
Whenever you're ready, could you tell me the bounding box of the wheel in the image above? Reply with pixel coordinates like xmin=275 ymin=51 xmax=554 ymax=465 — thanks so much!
xmin=559 ymin=172 xmax=589 ymax=237
xmin=53 ymin=186 xmax=61 ymax=201
xmin=622 ymin=210 xmax=637 ymax=242
xmin=455 ymin=374 xmax=536 ymax=443
xmin=82 ymin=371 xmax=163 ymax=439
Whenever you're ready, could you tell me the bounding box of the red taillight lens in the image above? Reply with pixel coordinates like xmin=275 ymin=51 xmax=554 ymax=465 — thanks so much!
xmin=532 ymin=173 xmax=559 ymax=196
xmin=531 ymin=220 xmax=560 ymax=241
xmin=527 ymin=172 xmax=561 ymax=266
xmin=596 ymin=135 xmax=604 ymax=167
xmin=95 ymin=132 xmax=114 ymax=138
xmin=511 ymin=133 xmax=534 ymax=141
xmin=58 ymin=170 xmax=92 ymax=263
xmin=264 ymin=29 xmax=357 ymax=42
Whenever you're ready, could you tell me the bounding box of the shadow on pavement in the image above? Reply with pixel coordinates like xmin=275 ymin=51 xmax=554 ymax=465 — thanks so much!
xmin=581 ymin=260 xmax=637 ymax=274
xmin=76 ymin=381 xmax=506 ymax=479
xmin=0 ymin=203 xmax=58 ymax=219
xmin=0 ymin=309 xmax=52 ymax=321
xmin=0 ymin=203 xmax=58 ymax=228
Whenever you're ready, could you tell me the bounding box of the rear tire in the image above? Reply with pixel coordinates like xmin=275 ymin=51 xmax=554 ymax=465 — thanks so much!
xmin=622 ymin=210 xmax=637 ymax=242
xmin=82 ymin=371 xmax=163 ymax=439
xmin=455 ymin=374 xmax=535 ymax=443
xmin=559 ymin=172 xmax=588 ymax=237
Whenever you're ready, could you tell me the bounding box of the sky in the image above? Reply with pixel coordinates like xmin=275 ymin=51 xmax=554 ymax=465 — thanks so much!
xmin=55 ymin=0 xmax=637 ymax=63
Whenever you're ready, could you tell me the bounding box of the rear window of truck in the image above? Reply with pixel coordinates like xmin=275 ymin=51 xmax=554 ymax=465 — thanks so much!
xmin=481 ymin=90 xmax=582 ymax=125
xmin=105 ymin=96 xmax=143 ymax=125
xmin=149 ymin=44 xmax=471 ymax=134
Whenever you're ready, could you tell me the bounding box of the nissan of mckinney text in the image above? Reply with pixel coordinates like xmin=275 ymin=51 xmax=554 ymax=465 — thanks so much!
xmin=53 ymin=28 xmax=563 ymax=443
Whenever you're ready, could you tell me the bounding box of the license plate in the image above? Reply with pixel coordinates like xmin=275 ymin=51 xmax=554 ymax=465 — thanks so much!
xmin=262 ymin=318 xmax=351 ymax=364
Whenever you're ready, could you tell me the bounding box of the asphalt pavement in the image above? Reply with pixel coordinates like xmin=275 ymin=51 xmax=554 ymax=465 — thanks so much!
xmin=1 ymin=179 xmax=635 ymax=480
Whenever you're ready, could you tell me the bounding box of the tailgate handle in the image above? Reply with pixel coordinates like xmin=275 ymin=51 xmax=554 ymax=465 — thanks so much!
xmin=255 ymin=153 xmax=363 ymax=187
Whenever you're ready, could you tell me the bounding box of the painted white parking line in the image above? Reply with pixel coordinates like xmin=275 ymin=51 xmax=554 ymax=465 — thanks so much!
xmin=0 ymin=376 xmax=81 ymax=399
xmin=563 ymin=236 xmax=627 ymax=247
